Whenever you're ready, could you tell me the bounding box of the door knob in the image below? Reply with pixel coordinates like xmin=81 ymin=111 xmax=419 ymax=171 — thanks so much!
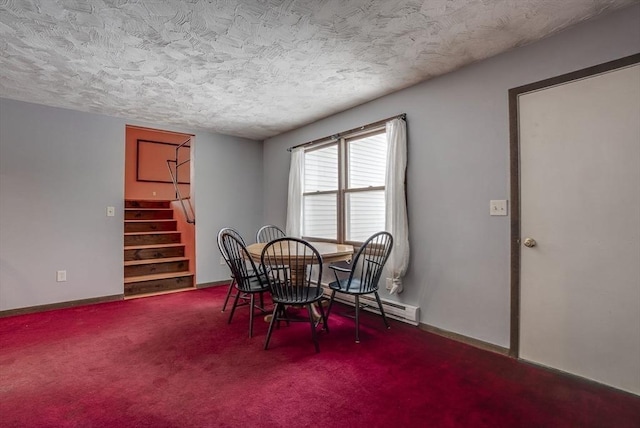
xmin=523 ymin=237 xmax=537 ymax=248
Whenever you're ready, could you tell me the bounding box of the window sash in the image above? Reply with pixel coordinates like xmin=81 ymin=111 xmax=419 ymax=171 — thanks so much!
xmin=302 ymin=192 xmax=338 ymax=241
xmin=345 ymin=189 xmax=386 ymax=243
xmin=303 ymin=142 xmax=338 ymax=193
xmin=346 ymin=130 xmax=387 ymax=190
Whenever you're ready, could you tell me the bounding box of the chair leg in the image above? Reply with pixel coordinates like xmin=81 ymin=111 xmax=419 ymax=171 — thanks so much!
xmin=326 ymin=290 xmax=337 ymax=318
xmin=308 ymin=303 xmax=320 ymax=353
xmin=259 ymin=291 xmax=265 ymax=310
xmin=221 ymin=278 xmax=236 ymax=312
xmin=228 ymin=290 xmax=241 ymax=324
xmin=354 ymin=295 xmax=360 ymax=344
xmin=277 ymin=304 xmax=290 ymax=327
xmin=374 ymin=291 xmax=390 ymax=329
xmin=248 ymin=294 xmax=255 ymax=338
xmin=264 ymin=303 xmax=280 ymax=350
xmin=275 ymin=304 xmax=286 ymax=336
xmin=317 ymin=299 xmax=329 ymax=332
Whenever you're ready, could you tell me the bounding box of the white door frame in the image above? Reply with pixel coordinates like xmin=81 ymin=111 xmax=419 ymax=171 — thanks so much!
xmin=508 ymin=53 xmax=640 ymax=358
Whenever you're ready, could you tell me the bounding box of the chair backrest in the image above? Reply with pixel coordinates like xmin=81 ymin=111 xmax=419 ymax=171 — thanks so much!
xmin=217 ymin=227 xmax=246 ymax=264
xmin=256 ymin=225 xmax=286 ymax=243
xmin=261 ymin=237 xmax=323 ymax=303
xmin=219 ymin=230 xmax=262 ymax=293
xmin=346 ymin=231 xmax=394 ymax=294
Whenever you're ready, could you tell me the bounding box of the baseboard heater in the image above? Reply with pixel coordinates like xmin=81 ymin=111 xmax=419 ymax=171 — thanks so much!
xmin=321 ymin=284 xmax=419 ymax=326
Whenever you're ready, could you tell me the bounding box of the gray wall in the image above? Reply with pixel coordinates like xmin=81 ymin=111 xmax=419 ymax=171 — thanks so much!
xmin=0 ymin=99 xmax=126 ymax=310
xmin=262 ymin=5 xmax=640 ymax=348
xmin=193 ymin=132 xmax=264 ymax=283
xmin=0 ymin=98 xmax=263 ymax=311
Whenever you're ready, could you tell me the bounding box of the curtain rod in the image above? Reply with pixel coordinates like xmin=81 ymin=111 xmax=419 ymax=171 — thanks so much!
xmin=286 ymin=113 xmax=406 ymax=152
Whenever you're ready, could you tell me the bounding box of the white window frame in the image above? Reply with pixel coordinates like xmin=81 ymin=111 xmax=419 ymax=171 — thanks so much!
xmin=302 ymin=126 xmax=387 ymax=245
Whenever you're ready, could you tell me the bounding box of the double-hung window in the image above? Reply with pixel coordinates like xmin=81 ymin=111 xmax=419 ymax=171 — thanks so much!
xmin=302 ymin=127 xmax=387 ymax=244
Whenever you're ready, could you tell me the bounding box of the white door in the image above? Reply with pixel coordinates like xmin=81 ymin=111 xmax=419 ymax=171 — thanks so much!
xmin=518 ymin=63 xmax=640 ymax=395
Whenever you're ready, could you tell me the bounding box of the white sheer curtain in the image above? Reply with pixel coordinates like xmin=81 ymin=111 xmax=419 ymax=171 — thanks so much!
xmin=385 ymin=118 xmax=409 ymax=294
xmin=285 ymin=146 xmax=304 ymax=237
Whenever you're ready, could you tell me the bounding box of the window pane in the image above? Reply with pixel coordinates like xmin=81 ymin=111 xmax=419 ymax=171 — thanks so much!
xmin=303 ymin=193 xmax=337 ymax=240
xmin=345 ymin=190 xmax=385 ymax=242
xmin=304 ymin=145 xmax=338 ymax=192
xmin=348 ymin=133 xmax=387 ymax=189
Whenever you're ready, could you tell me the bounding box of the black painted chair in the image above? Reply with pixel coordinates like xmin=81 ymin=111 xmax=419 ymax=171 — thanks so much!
xmin=219 ymin=230 xmax=270 ymax=338
xmin=256 ymin=225 xmax=286 ymax=243
xmin=217 ymin=227 xmax=249 ymax=312
xmin=326 ymin=231 xmax=394 ymax=343
xmin=261 ymin=237 xmax=327 ymax=352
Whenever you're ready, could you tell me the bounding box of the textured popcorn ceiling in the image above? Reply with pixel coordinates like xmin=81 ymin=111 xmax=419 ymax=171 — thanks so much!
xmin=0 ymin=0 xmax=636 ymax=140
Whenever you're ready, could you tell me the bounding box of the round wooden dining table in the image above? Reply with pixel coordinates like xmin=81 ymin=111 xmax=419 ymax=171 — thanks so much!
xmin=245 ymin=240 xmax=354 ymax=321
xmin=246 ymin=241 xmax=354 ymax=275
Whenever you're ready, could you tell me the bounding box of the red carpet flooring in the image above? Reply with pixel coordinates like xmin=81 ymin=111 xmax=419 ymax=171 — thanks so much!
xmin=1 ymin=286 xmax=638 ymax=427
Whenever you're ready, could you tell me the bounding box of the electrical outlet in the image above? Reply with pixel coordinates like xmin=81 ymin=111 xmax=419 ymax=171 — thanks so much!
xmin=220 ymin=257 xmax=226 ymax=265
xmin=106 ymin=206 xmax=115 ymax=217
xmin=490 ymin=200 xmax=508 ymax=216
xmin=56 ymin=270 xmax=67 ymax=282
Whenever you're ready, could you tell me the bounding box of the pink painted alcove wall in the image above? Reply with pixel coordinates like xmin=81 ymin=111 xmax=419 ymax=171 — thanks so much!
xmin=125 ymin=126 xmax=196 ymax=279
xmin=124 ymin=126 xmax=191 ymax=201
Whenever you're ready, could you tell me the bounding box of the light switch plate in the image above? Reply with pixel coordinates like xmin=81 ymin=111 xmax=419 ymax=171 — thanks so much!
xmin=490 ymin=200 xmax=508 ymax=216
xmin=106 ymin=206 xmax=115 ymax=217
